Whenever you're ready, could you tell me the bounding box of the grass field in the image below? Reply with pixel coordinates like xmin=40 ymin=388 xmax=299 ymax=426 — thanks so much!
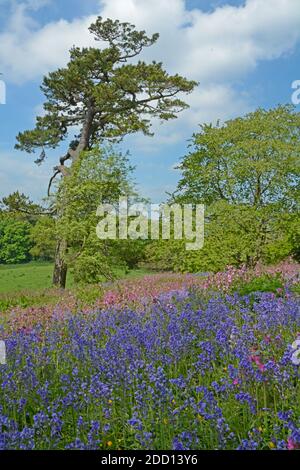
xmin=0 ymin=262 xmax=153 ymax=294
xmin=0 ymin=262 xmax=56 ymax=293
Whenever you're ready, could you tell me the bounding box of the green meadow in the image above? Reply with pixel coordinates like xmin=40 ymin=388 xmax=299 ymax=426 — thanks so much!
xmin=0 ymin=262 xmax=153 ymax=294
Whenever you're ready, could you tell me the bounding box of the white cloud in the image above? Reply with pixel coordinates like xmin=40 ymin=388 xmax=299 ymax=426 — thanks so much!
xmin=1 ymin=0 xmax=300 ymax=201
xmin=0 ymin=1 xmax=95 ymax=82
xmin=98 ymin=0 xmax=300 ymax=82
xmin=0 ymin=0 xmax=299 ymax=128
xmin=1 ymin=0 xmax=300 ymax=85
xmin=0 ymin=150 xmax=52 ymax=201
xmin=122 ymin=83 xmax=251 ymax=155
xmin=184 ymin=84 xmax=251 ymax=127
xmin=97 ymin=0 xmax=300 ymax=145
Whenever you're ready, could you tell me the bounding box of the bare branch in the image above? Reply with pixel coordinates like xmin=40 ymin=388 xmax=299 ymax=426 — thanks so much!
xmin=54 ymin=165 xmax=70 ymax=177
xmin=47 ymin=170 xmax=60 ymax=196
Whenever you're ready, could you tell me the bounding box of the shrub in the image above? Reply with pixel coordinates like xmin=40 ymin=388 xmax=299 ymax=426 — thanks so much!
xmin=233 ymin=274 xmax=284 ymax=296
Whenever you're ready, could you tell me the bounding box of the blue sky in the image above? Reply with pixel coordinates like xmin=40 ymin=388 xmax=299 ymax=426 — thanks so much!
xmin=0 ymin=0 xmax=299 ymax=204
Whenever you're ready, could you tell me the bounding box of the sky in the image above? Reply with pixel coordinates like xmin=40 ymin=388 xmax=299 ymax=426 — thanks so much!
xmin=0 ymin=0 xmax=300 ymax=203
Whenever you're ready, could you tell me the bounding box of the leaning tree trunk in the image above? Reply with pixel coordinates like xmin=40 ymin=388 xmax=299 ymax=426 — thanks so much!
xmin=51 ymin=104 xmax=95 ymax=289
xmin=53 ymin=238 xmax=68 ymax=288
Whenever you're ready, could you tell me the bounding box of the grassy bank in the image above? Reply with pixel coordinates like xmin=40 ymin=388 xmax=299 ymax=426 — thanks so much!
xmin=0 ymin=262 xmax=154 ymax=294
xmin=0 ymin=262 xmax=154 ymax=313
xmin=0 ymin=262 xmax=73 ymax=293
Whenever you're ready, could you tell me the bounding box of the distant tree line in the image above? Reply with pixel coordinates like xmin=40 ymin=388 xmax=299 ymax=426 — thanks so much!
xmin=0 ymin=192 xmax=55 ymax=264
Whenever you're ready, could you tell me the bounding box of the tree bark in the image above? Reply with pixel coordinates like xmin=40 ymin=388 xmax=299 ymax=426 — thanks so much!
xmin=53 ymin=238 xmax=68 ymax=288
xmin=51 ymin=105 xmax=95 ymax=289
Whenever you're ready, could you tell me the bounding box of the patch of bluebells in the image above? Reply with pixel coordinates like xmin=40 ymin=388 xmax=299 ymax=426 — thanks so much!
xmin=0 ymin=287 xmax=299 ymax=450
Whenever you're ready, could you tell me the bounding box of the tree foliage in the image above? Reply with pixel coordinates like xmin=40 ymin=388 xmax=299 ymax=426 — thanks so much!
xmin=175 ymin=105 xmax=300 ymax=207
xmin=29 ymin=216 xmax=56 ymax=261
xmin=16 ymin=17 xmax=197 ymax=191
xmin=0 ymin=215 xmax=32 ymax=264
xmin=147 ymin=106 xmax=300 ymax=272
xmin=56 ymin=146 xmax=144 ymax=284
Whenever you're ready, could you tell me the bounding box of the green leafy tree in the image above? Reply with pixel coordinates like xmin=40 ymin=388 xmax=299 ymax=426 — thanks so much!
xmin=30 ymin=216 xmax=56 ymax=261
xmin=0 ymin=215 xmax=32 ymax=264
xmin=153 ymin=203 xmax=293 ymax=273
xmin=57 ymin=146 xmax=143 ymax=284
xmin=150 ymin=105 xmax=300 ymax=271
xmin=176 ymin=105 xmax=300 ymax=207
xmin=115 ymin=239 xmax=147 ymax=270
xmin=285 ymin=211 xmax=300 ymax=262
xmin=0 ymin=191 xmax=46 ymax=223
xmin=15 ymin=17 xmax=197 ymax=288
xmin=0 ymin=192 xmax=53 ymax=264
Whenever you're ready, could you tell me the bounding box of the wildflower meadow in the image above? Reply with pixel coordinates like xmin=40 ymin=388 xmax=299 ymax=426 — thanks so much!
xmin=0 ymin=262 xmax=299 ymax=450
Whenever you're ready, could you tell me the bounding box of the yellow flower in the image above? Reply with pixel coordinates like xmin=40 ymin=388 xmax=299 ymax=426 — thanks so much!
xmin=108 ymin=399 xmax=113 ymax=405
xmin=197 ymin=414 xmax=204 ymax=422
xmin=258 ymin=427 xmax=263 ymax=433
xmin=163 ymin=418 xmax=168 ymax=425
xmin=269 ymin=442 xmax=275 ymax=449
xmin=107 ymin=441 xmax=113 ymax=447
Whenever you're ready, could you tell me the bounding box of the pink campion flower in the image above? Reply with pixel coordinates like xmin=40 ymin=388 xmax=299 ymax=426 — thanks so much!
xmin=233 ymin=378 xmax=239 ymax=386
xmin=250 ymin=354 xmax=265 ymax=372
xmin=287 ymin=437 xmax=300 ymax=450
